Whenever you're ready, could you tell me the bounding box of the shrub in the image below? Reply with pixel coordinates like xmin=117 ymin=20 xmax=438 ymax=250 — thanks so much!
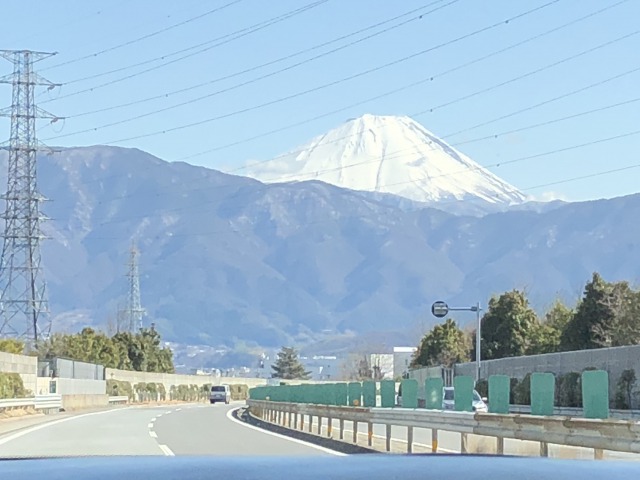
xmin=106 ymin=379 xmax=134 ymax=401
xmin=614 ymin=369 xmax=636 ymax=410
xmin=230 ymin=384 xmax=249 ymax=401
xmin=158 ymin=383 xmax=167 ymax=401
xmin=475 ymin=379 xmax=488 ymax=398
xmin=555 ymin=372 xmax=582 ymax=407
xmin=0 ymin=372 xmax=27 ymax=399
xmin=512 ymin=373 xmax=531 ymax=405
xmin=509 ymin=378 xmax=519 ymax=404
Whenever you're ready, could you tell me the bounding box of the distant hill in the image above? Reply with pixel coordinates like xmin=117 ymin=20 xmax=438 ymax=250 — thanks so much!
xmin=0 ymin=146 xmax=637 ymax=361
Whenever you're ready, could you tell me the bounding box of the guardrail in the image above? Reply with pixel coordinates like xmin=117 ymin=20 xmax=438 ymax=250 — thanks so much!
xmin=247 ymin=399 xmax=640 ymax=459
xmin=0 ymin=395 xmax=62 ymax=413
xmin=509 ymin=404 xmax=640 ymax=419
xmin=108 ymin=396 xmax=129 ymax=405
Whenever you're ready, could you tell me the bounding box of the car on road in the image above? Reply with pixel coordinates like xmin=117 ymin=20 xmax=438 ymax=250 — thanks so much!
xmin=442 ymin=387 xmax=488 ymax=412
xmin=210 ymin=385 xmax=231 ymax=404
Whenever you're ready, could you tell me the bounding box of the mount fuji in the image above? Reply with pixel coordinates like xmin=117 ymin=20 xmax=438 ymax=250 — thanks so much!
xmin=244 ymin=114 xmax=528 ymax=210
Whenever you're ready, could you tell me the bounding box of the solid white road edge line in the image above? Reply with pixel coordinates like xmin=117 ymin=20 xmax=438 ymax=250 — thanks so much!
xmin=225 ymin=407 xmax=346 ymax=456
xmin=0 ymin=407 xmax=133 ymax=446
xmin=158 ymin=444 xmax=175 ymax=456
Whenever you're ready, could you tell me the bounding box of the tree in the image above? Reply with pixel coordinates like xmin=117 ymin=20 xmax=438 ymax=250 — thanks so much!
xmin=0 ymin=338 xmax=25 ymax=354
xmin=411 ymin=318 xmax=470 ymax=367
xmin=480 ymin=290 xmax=538 ymax=360
xmin=271 ymin=347 xmax=310 ymax=380
xmin=340 ymin=354 xmax=373 ymax=381
xmin=36 ymin=327 xmax=174 ymax=373
xmin=527 ymin=300 xmax=573 ymax=355
xmin=561 ymin=272 xmax=615 ymax=351
xmin=592 ymin=282 xmax=640 ymax=347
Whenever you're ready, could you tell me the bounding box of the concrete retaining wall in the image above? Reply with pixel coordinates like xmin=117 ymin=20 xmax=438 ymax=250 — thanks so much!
xmin=0 ymin=351 xmax=37 ymax=394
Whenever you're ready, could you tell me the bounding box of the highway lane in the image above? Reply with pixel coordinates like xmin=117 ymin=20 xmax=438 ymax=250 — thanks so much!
xmin=0 ymin=403 xmax=334 ymax=457
xmin=152 ymin=404 xmax=335 ymax=456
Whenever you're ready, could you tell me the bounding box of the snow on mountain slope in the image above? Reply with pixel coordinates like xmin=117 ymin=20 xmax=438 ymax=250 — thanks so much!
xmin=245 ymin=114 xmax=527 ymax=206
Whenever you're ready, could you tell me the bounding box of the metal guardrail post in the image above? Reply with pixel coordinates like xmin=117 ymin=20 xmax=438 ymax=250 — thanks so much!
xmin=461 ymin=433 xmax=468 ymax=453
xmin=385 ymin=424 xmax=392 ymax=452
xmin=327 ymin=416 xmax=333 ymax=437
xmin=407 ymin=426 xmax=414 ymax=453
xmin=594 ymin=448 xmax=604 ymax=460
xmin=540 ymin=442 xmax=549 ymax=457
xmin=368 ymin=422 xmax=373 ymax=446
xmin=317 ymin=415 xmax=322 ymax=435
xmin=353 ymin=421 xmax=358 ymax=444
xmin=496 ymin=437 xmax=504 ymax=455
xmin=339 ymin=419 xmax=344 ymax=440
xmin=432 ymin=429 xmax=438 ymax=453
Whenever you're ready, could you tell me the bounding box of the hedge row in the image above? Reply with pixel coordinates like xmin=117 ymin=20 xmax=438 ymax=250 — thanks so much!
xmin=104 ymin=380 xmax=249 ymax=403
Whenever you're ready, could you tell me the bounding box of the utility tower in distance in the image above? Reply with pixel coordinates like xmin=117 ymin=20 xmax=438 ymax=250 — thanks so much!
xmin=0 ymin=50 xmax=59 ymax=343
xmin=124 ymin=242 xmax=145 ymax=331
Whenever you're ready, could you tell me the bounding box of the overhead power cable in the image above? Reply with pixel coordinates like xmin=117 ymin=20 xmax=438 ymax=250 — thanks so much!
xmin=104 ymin=22 xmax=640 ymax=147
xmin=41 ymin=0 xmax=330 ymax=103
xmin=64 ymin=0 xmax=453 ymax=118
xmin=45 ymin=0 xmax=457 ymax=138
xmin=43 ymin=0 xmax=560 ymax=143
xmin=42 ymin=0 xmax=244 ymax=72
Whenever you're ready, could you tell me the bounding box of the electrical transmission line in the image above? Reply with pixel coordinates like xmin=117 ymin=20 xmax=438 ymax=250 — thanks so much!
xmin=122 ymin=242 xmax=145 ymax=331
xmin=0 ymin=50 xmax=60 ymax=343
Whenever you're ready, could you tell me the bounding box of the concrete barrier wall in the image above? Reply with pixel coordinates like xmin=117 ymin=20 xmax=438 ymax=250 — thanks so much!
xmin=105 ymin=368 xmax=267 ymax=391
xmin=61 ymin=394 xmax=109 ymax=410
xmin=453 ymin=344 xmax=640 ymax=408
xmin=0 ymin=351 xmax=37 ymax=394
xmin=55 ymin=378 xmax=106 ymax=395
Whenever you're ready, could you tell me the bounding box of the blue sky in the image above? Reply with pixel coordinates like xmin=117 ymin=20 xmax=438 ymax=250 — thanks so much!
xmin=2 ymin=0 xmax=639 ymax=202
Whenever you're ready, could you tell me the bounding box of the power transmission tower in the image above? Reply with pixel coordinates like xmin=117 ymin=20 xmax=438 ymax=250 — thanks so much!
xmin=123 ymin=242 xmax=145 ymax=331
xmin=0 ymin=50 xmax=59 ymax=343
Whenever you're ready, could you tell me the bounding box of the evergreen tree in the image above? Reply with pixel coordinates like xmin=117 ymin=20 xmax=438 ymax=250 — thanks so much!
xmin=480 ymin=290 xmax=538 ymax=360
xmin=561 ymin=272 xmax=615 ymax=350
xmin=412 ymin=318 xmax=470 ymax=367
xmin=271 ymin=347 xmax=310 ymax=379
xmin=527 ymin=300 xmax=573 ymax=355
xmin=36 ymin=327 xmax=174 ymax=373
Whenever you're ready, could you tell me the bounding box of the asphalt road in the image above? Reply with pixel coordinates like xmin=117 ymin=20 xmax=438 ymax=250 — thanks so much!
xmin=0 ymin=403 xmax=334 ymax=457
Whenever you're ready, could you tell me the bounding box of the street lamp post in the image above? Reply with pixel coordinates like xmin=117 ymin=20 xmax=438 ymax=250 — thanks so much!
xmin=432 ymin=300 xmax=483 ymax=381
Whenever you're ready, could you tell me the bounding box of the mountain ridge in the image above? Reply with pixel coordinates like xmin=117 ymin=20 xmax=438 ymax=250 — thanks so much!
xmin=0 ymin=145 xmax=637 ymax=362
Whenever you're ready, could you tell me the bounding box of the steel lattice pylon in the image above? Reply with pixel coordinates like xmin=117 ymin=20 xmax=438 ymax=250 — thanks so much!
xmin=0 ymin=50 xmax=59 ymax=343
xmin=124 ymin=242 xmax=145 ymax=331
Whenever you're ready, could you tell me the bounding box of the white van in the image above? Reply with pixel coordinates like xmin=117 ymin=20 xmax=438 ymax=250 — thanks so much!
xmin=210 ymin=385 xmax=230 ymax=404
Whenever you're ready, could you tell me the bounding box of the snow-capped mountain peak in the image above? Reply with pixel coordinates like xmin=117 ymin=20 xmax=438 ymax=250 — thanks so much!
xmin=243 ymin=114 xmax=527 ymax=206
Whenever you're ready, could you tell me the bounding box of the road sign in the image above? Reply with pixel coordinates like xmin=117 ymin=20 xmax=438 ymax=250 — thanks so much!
xmin=431 ymin=301 xmax=449 ymax=318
